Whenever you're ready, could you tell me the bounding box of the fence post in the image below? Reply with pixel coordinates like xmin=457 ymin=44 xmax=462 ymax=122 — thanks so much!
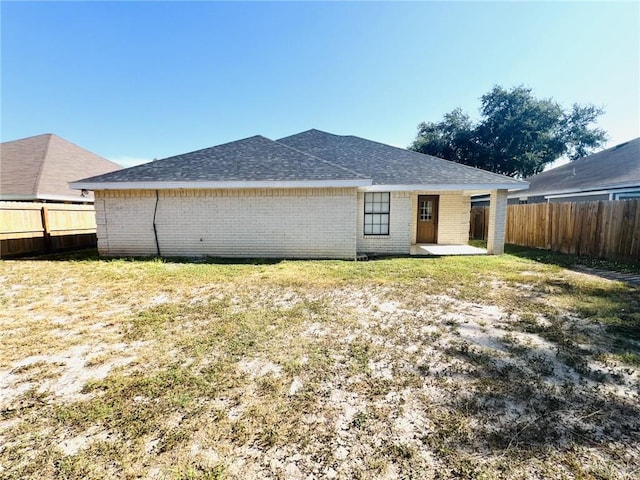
xmin=41 ymin=206 xmax=51 ymax=253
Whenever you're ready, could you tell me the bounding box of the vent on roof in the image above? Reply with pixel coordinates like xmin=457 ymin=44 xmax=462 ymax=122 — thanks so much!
xmin=613 ymin=141 xmax=629 ymax=150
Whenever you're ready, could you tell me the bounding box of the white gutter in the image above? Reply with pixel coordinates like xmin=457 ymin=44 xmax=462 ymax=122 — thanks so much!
xmin=359 ymin=183 xmax=528 ymax=192
xmin=544 ymin=186 xmax=640 ymax=201
xmin=0 ymin=193 xmax=94 ymax=202
xmin=514 ymin=182 xmax=640 ymax=199
xmin=70 ymin=180 xmax=528 ymax=193
xmin=70 ymin=179 xmax=373 ymax=190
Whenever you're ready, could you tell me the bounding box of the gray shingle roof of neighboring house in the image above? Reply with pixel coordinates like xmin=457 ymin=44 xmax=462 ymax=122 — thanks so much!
xmin=1 ymin=133 xmax=121 ymax=202
xmin=72 ymin=129 xmax=527 ymax=190
xmin=278 ymin=129 xmax=526 ymax=187
xmin=518 ymin=137 xmax=640 ymax=198
xmin=74 ymin=135 xmax=370 ymax=186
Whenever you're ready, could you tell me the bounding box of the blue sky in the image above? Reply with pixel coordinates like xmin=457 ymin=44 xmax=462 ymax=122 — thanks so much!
xmin=2 ymin=1 xmax=639 ymax=167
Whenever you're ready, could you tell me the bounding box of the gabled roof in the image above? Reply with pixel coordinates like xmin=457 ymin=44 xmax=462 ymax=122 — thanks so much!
xmin=278 ymin=129 xmax=526 ymax=190
xmin=72 ymin=129 xmax=527 ymax=192
xmin=1 ymin=133 xmax=121 ymax=202
xmin=519 ymin=137 xmax=640 ymax=198
xmin=73 ymin=135 xmax=370 ymax=189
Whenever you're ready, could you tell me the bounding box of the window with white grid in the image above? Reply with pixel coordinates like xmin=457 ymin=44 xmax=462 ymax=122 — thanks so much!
xmin=364 ymin=192 xmax=390 ymax=235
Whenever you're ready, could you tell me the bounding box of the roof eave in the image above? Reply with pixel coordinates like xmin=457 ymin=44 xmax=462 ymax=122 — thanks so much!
xmin=514 ymin=181 xmax=640 ymax=199
xmin=70 ymin=179 xmax=373 ymax=190
xmin=360 ymin=183 xmax=529 ymax=192
xmin=0 ymin=193 xmax=94 ymax=202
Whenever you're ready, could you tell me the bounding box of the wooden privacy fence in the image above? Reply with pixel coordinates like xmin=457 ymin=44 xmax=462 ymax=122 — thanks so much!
xmin=0 ymin=202 xmax=97 ymax=258
xmin=470 ymin=199 xmax=640 ymax=263
xmin=470 ymin=206 xmax=489 ymax=242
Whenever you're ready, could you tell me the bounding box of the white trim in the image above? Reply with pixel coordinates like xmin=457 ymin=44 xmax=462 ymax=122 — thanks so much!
xmin=613 ymin=190 xmax=640 ymax=200
xmin=359 ymin=183 xmax=528 ymax=193
xmin=544 ymin=188 xmax=637 ymax=200
xmin=516 ymin=182 xmax=640 ymax=200
xmin=0 ymin=193 xmax=94 ymax=202
xmin=70 ymin=180 xmax=528 ymax=193
xmin=70 ymin=179 xmax=373 ymax=190
xmin=545 ymin=190 xmax=610 ymax=200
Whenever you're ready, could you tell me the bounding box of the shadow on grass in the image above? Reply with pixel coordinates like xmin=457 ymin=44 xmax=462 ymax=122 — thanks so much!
xmin=423 ymin=287 xmax=639 ymax=468
xmin=3 ymin=248 xmax=101 ymax=261
xmin=469 ymin=239 xmax=640 ymax=275
xmin=6 ymin=248 xmax=285 ymax=265
xmin=540 ymin=284 xmax=640 ymax=368
xmin=505 ymin=243 xmax=640 ymax=275
xmin=8 ymin=249 xmax=438 ymax=265
xmin=437 ymin=337 xmax=640 ymax=457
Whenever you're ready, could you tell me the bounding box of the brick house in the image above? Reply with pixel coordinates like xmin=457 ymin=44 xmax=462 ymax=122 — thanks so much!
xmin=71 ymin=130 xmax=527 ymax=259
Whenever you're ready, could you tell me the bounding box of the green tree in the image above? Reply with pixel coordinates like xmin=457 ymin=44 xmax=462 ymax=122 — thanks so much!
xmin=410 ymin=85 xmax=607 ymax=178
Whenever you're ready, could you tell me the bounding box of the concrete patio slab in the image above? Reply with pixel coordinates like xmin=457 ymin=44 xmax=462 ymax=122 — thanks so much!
xmin=410 ymin=244 xmax=488 ymax=256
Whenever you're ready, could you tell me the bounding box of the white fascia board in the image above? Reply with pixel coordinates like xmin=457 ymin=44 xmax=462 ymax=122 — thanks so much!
xmin=0 ymin=194 xmax=38 ymax=201
xmin=544 ymin=191 xmax=605 ymax=200
xmin=543 ymin=188 xmax=640 ymax=200
xmin=70 ymin=179 xmax=373 ymax=190
xmin=529 ymin=183 xmax=640 ymax=200
xmin=0 ymin=193 xmax=92 ymax=202
xmin=359 ymin=183 xmax=528 ymax=193
xmin=586 ymin=182 xmax=640 ymax=191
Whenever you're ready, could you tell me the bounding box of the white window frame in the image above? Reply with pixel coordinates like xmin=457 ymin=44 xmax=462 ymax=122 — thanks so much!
xmin=364 ymin=192 xmax=390 ymax=235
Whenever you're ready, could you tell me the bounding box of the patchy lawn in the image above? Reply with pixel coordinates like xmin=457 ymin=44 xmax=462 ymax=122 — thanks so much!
xmin=0 ymin=250 xmax=638 ymax=479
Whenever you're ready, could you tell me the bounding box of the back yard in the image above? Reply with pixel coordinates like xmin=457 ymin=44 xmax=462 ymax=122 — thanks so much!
xmin=0 ymin=249 xmax=638 ymax=479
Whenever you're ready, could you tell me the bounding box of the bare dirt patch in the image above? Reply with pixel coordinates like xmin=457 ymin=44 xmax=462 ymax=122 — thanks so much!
xmin=0 ymin=256 xmax=638 ymax=479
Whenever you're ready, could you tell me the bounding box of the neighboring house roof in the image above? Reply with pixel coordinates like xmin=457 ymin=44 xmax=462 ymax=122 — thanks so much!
xmin=75 ymin=135 xmax=370 ymax=189
xmin=72 ymin=129 xmax=527 ymax=192
xmin=1 ymin=133 xmax=121 ymax=202
xmin=517 ymin=137 xmax=640 ymax=199
xmin=278 ymin=129 xmax=526 ymax=190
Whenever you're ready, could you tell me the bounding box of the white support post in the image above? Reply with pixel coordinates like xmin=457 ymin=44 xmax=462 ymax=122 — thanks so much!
xmin=486 ymin=189 xmax=508 ymax=255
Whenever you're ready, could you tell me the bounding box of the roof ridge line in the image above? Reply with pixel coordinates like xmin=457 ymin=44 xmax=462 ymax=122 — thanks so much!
xmin=32 ymin=134 xmax=53 ymax=194
xmin=344 ymin=133 xmax=526 ymax=184
xmin=150 ymin=134 xmax=267 ymax=165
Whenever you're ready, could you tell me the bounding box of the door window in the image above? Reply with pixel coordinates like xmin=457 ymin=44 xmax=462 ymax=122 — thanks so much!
xmin=420 ymin=200 xmax=433 ymax=221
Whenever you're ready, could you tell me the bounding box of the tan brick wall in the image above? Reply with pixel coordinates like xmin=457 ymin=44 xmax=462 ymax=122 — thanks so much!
xmin=356 ymin=192 xmax=412 ymax=254
xmin=94 ymin=188 xmax=357 ymax=259
xmin=487 ymin=189 xmax=508 ymax=254
xmin=434 ymin=193 xmax=471 ymax=245
xmin=94 ymin=188 xmax=473 ymax=258
xmin=409 ymin=192 xmax=471 ymax=245
xmin=355 ymin=191 xmax=471 ymax=255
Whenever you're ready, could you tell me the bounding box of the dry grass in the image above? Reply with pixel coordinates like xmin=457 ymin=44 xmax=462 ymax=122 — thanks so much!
xmin=0 ymin=250 xmax=638 ymax=479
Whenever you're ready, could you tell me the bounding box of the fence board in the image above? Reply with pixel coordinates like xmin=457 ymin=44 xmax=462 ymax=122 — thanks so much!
xmin=470 ymin=207 xmax=488 ymax=240
xmin=470 ymin=199 xmax=639 ymax=263
xmin=0 ymin=202 xmax=97 ymax=257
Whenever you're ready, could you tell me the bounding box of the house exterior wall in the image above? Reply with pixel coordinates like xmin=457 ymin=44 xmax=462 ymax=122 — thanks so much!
xmin=432 ymin=193 xmax=471 ymax=245
xmin=409 ymin=192 xmax=470 ymax=246
xmin=355 ymin=191 xmax=471 ymax=255
xmin=94 ymin=188 xmax=358 ymax=259
xmin=356 ymin=192 xmax=412 ymax=254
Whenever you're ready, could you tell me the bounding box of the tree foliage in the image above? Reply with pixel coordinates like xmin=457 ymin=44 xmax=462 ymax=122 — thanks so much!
xmin=410 ymin=86 xmax=607 ymax=178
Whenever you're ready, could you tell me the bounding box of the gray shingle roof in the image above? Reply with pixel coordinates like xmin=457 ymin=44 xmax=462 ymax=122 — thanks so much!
xmin=278 ymin=129 xmax=526 ymax=187
xmin=73 ymin=129 xmax=527 ymax=190
xmin=1 ymin=133 xmax=121 ymax=201
xmin=74 ymin=135 xmax=368 ymax=184
xmin=520 ymin=137 xmax=640 ymax=197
